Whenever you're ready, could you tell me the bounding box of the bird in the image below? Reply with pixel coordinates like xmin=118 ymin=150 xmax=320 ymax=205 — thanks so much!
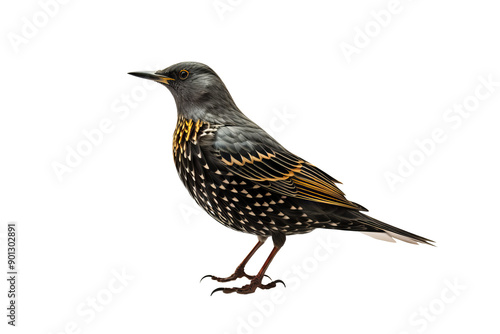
xmin=128 ymin=62 xmax=434 ymax=295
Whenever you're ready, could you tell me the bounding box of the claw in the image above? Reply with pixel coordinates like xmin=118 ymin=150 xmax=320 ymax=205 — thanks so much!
xmin=210 ymin=287 xmax=227 ymax=296
xmin=274 ymin=279 xmax=286 ymax=288
xmin=200 ymin=275 xmax=214 ymax=283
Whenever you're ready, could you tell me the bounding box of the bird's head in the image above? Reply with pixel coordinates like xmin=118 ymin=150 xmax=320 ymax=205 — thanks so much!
xmin=129 ymin=61 xmax=244 ymax=124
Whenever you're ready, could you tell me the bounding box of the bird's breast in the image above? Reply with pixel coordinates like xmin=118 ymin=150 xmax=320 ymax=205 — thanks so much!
xmin=172 ymin=117 xmax=205 ymax=158
xmin=172 ymin=116 xmax=220 ymax=213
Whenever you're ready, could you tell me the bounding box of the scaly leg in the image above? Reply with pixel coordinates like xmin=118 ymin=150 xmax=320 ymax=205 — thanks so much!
xmin=211 ymin=245 xmax=285 ymax=295
xmin=201 ymin=236 xmax=269 ymax=283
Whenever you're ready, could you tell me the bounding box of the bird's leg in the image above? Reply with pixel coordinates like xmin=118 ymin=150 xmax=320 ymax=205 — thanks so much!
xmin=201 ymin=236 xmax=268 ymax=283
xmin=211 ymin=245 xmax=285 ymax=295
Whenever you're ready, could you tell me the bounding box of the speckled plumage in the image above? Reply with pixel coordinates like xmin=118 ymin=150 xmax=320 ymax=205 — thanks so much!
xmin=129 ymin=62 xmax=434 ymax=294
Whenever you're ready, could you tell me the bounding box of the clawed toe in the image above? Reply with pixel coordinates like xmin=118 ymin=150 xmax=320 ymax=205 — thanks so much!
xmin=200 ymin=273 xmax=241 ymax=283
xmin=200 ymin=271 xmax=272 ymax=283
xmin=211 ymin=278 xmax=286 ymax=295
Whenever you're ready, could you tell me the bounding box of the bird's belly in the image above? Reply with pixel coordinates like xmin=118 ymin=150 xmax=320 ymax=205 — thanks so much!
xmin=173 ymin=143 xmax=316 ymax=236
xmin=173 ymin=141 xmax=259 ymax=234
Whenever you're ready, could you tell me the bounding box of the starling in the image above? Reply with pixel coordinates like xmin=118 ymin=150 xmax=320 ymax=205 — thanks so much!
xmin=128 ymin=62 xmax=434 ymax=295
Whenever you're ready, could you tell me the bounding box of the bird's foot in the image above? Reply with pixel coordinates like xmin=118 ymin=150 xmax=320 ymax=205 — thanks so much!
xmin=211 ymin=277 xmax=285 ymax=295
xmin=200 ymin=265 xmax=271 ymax=283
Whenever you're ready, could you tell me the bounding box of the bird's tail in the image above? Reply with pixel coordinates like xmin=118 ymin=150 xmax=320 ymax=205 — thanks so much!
xmin=358 ymin=212 xmax=435 ymax=246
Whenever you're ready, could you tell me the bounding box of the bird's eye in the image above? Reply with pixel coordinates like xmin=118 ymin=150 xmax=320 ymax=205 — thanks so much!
xmin=179 ymin=69 xmax=189 ymax=80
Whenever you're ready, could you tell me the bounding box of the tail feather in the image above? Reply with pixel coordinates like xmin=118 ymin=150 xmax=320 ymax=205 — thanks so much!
xmin=312 ymin=205 xmax=435 ymax=246
xmin=359 ymin=213 xmax=435 ymax=246
xmin=362 ymin=231 xmax=396 ymax=243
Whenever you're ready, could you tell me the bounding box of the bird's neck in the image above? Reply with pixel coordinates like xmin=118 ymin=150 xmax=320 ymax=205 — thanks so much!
xmin=174 ymin=97 xmax=251 ymax=126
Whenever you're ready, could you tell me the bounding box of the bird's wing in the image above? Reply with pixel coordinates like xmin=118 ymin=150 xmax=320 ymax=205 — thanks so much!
xmin=213 ymin=126 xmax=366 ymax=211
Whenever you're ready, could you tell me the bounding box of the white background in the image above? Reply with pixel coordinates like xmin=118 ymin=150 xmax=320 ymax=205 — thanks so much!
xmin=1 ymin=0 xmax=499 ymax=333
